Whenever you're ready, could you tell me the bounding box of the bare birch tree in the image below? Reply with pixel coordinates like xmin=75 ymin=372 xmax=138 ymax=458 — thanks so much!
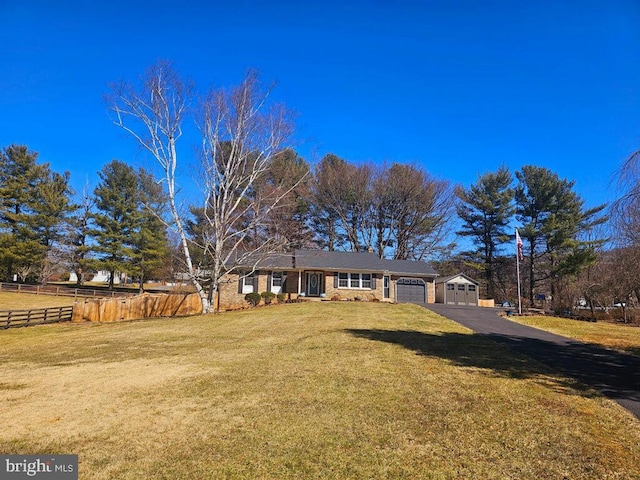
xmin=109 ymin=63 xmax=301 ymax=313
xmin=107 ymin=62 xmax=211 ymax=310
xmin=196 ymin=70 xmax=300 ymax=311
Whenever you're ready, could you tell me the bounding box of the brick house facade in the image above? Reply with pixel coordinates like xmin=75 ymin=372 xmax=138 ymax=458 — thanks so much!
xmin=216 ymin=250 xmax=438 ymax=310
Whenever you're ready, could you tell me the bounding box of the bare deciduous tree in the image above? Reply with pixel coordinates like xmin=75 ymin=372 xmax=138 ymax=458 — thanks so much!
xmin=610 ymin=148 xmax=640 ymax=314
xmin=612 ymin=149 xmax=640 ymax=246
xmin=107 ymin=62 xmax=211 ymax=309
xmin=196 ymin=70 xmax=302 ymax=311
xmin=109 ymin=64 xmax=302 ymax=313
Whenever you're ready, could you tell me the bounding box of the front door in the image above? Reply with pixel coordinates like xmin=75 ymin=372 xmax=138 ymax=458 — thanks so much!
xmin=306 ymin=272 xmax=323 ymax=297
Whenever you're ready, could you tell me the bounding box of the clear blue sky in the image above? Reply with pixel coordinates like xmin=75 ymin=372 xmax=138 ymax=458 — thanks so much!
xmin=2 ymin=0 xmax=639 ymax=213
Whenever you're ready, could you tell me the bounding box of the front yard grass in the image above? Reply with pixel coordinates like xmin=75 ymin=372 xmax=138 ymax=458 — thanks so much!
xmin=1 ymin=302 xmax=639 ymax=479
xmin=511 ymin=314 xmax=640 ymax=357
xmin=0 ymin=291 xmax=76 ymax=309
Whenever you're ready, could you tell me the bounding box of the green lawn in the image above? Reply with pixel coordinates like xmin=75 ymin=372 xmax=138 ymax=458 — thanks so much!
xmin=510 ymin=314 xmax=640 ymax=356
xmin=1 ymin=302 xmax=639 ymax=479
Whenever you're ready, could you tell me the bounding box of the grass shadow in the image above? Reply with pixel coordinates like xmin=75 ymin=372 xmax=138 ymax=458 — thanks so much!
xmin=344 ymin=328 xmax=640 ymax=407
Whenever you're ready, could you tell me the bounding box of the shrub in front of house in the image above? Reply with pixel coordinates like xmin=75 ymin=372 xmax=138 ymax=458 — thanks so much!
xmin=261 ymin=291 xmax=276 ymax=305
xmin=245 ymin=292 xmax=262 ymax=307
xmin=276 ymin=293 xmax=286 ymax=303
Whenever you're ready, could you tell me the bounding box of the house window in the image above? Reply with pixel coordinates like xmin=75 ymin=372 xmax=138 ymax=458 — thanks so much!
xmin=271 ymin=272 xmax=283 ymax=294
xmin=242 ymin=271 xmax=255 ymax=294
xmin=338 ymin=273 xmax=373 ymax=289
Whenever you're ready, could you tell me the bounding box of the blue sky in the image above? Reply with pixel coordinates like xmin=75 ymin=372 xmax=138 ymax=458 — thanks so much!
xmin=2 ymin=0 xmax=639 ymax=214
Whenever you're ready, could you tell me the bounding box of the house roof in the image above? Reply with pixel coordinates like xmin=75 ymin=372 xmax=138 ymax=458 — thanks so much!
xmin=236 ymin=249 xmax=437 ymax=277
xmin=294 ymin=249 xmax=380 ymax=271
xmin=293 ymin=250 xmax=437 ymax=277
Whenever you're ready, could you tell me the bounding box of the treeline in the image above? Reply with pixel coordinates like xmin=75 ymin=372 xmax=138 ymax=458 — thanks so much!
xmin=1 ymin=62 xmax=637 ymax=315
xmin=0 ymin=142 xmax=614 ymax=309
xmin=453 ymin=165 xmax=607 ymax=308
xmin=0 ymin=146 xmax=171 ymax=290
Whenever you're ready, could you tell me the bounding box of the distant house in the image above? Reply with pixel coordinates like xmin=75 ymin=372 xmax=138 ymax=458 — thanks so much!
xmin=434 ymin=273 xmax=479 ymax=306
xmin=218 ymin=249 xmax=438 ymax=310
xmin=68 ymin=270 xmax=123 ymax=284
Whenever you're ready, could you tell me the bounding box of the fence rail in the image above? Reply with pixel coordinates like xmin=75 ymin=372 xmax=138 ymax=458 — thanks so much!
xmin=1 ymin=306 xmax=74 ymax=329
xmin=0 ymin=282 xmax=135 ymax=299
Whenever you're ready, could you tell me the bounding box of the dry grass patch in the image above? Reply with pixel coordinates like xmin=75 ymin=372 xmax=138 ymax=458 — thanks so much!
xmin=1 ymin=302 xmax=639 ymax=479
xmin=0 ymin=291 xmax=76 ymax=309
xmin=511 ymin=315 xmax=640 ymax=356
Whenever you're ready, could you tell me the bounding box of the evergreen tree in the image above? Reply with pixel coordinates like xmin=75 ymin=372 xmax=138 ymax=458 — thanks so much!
xmin=258 ymin=149 xmax=313 ymax=251
xmin=66 ymin=182 xmax=94 ymax=285
xmin=0 ymin=145 xmax=73 ymax=282
xmin=515 ymin=165 xmax=606 ymax=307
xmin=90 ymin=160 xmax=139 ymax=289
xmin=456 ymin=166 xmax=515 ymax=299
xmin=132 ymin=168 xmax=171 ymax=291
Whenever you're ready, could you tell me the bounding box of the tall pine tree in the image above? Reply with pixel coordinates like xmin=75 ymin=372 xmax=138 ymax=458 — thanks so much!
xmin=515 ymin=165 xmax=606 ymax=307
xmin=456 ymin=166 xmax=515 ymax=299
xmin=90 ymin=160 xmax=139 ymax=289
xmin=0 ymin=145 xmax=73 ymax=282
xmin=132 ymin=168 xmax=171 ymax=291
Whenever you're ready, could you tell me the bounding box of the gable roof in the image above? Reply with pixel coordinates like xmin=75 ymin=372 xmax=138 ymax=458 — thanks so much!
xmin=435 ymin=273 xmax=479 ymax=285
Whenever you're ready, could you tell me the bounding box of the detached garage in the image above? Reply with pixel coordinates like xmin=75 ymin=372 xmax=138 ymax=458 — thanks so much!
xmin=435 ymin=273 xmax=479 ymax=306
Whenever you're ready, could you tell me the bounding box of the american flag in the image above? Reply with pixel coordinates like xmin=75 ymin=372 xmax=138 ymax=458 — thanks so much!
xmin=515 ymin=229 xmax=524 ymax=261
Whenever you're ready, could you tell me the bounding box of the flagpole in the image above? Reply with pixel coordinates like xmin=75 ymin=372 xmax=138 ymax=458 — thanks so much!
xmin=516 ymin=228 xmax=522 ymax=315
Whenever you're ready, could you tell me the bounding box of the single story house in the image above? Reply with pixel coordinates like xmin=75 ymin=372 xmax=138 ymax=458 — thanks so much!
xmin=217 ymin=249 xmax=438 ymax=310
xmin=434 ymin=273 xmax=479 ymax=306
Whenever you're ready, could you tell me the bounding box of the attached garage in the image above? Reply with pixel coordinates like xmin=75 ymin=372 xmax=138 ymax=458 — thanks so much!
xmin=435 ymin=273 xmax=479 ymax=306
xmin=396 ymin=277 xmax=427 ymax=304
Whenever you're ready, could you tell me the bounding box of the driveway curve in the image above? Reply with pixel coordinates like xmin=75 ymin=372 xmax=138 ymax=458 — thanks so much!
xmin=424 ymin=304 xmax=640 ymax=421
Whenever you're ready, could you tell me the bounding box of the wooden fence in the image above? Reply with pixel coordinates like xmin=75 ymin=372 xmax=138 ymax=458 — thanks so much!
xmin=1 ymin=306 xmax=74 ymax=329
xmin=72 ymin=292 xmax=203 ymax=323
xmin=1 ymin=293 xmax=203 ymax=329
xmin=0 ymin=282 xmax=135 ymax=299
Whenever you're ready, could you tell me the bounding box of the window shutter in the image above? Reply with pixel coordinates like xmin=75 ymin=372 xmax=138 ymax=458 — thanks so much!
xmin=372 ymin=275 xmax=377 ymax=289
xmin=282 ymin=272 xmax=288 ymax=292
xmin=237 ymin=273 xmax=244 ymax=294
xmin=254 ymin=271 xmax=260 ymax=291
xmin=267 ymin=272 xmax=272 ymax=293
xmin=334 ymin=272 xmax=338 ymax=288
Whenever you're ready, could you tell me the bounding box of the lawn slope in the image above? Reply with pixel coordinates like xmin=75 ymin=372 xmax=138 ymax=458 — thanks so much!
xmin=1 ymin=302 xmax=639 ymax=479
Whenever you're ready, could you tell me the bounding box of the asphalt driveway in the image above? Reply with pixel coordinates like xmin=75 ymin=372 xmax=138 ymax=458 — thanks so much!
xmin=424 ymin=304 xmax=640 ymax=420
